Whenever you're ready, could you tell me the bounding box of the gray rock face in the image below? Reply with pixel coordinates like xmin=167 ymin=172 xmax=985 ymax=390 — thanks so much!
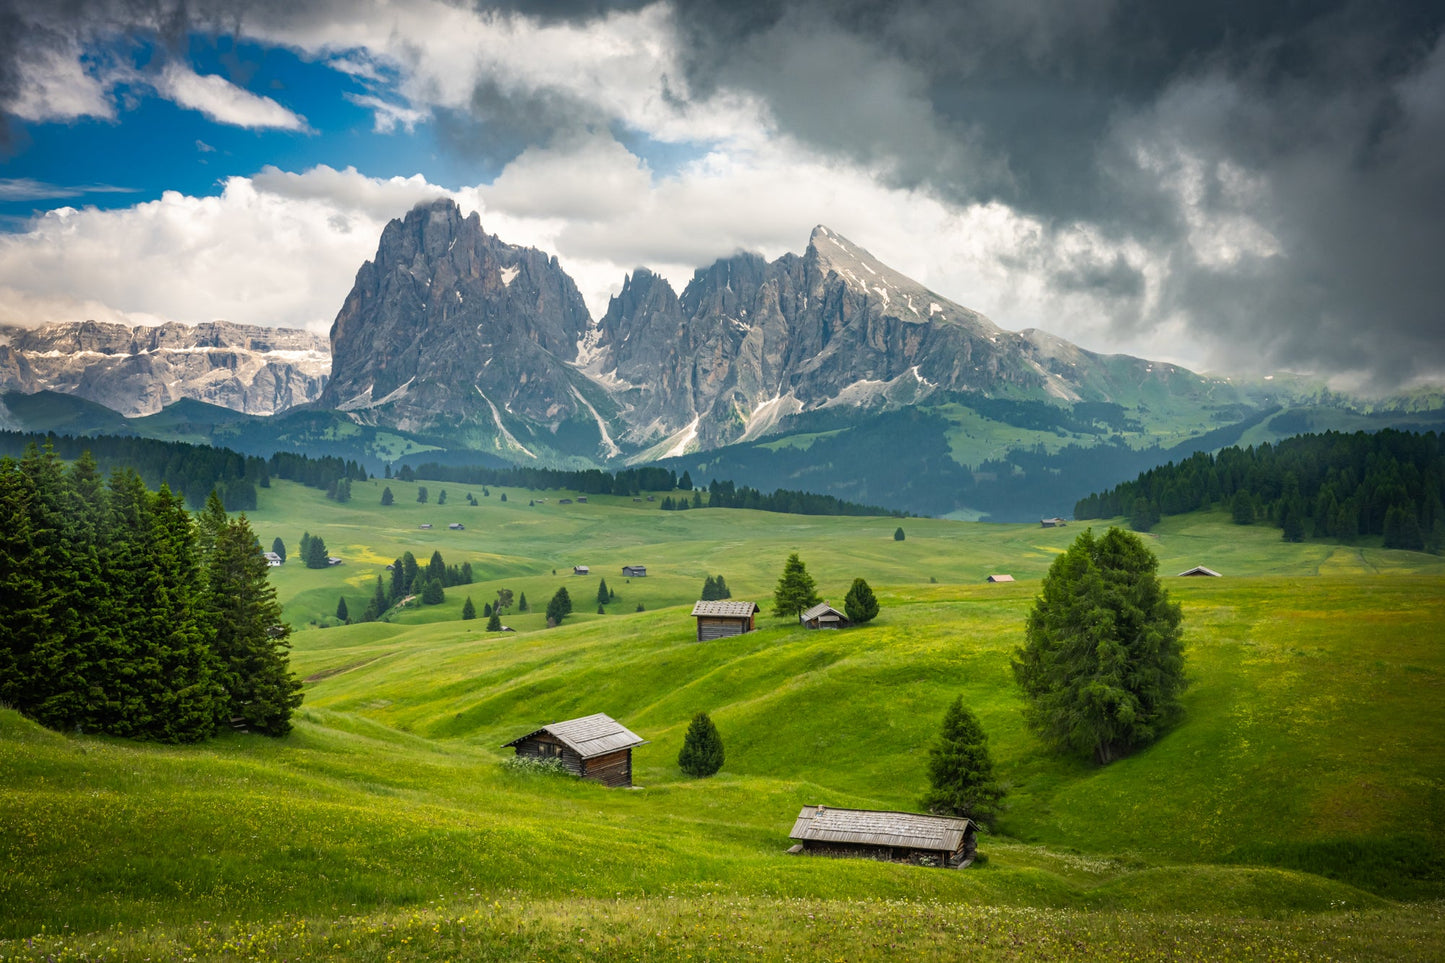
xmin=319 ymin=198 xmax=594 ymax=457
xmin=0 ymin=319 xmax=329 ymax=417
xmin=590 ymin=226 xmax=1047 ymax=452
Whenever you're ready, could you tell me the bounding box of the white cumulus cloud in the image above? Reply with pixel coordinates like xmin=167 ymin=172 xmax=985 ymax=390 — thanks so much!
xmin=156 ymin=62 xmax=310 ymax=132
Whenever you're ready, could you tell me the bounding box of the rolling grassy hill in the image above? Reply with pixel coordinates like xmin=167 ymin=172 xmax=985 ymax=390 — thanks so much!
xmin=2 ymin=480 xmax=1444 ymax=960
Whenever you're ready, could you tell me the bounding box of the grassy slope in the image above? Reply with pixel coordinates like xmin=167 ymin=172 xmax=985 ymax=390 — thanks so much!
xmin=3 ymin=481 xmax=1444 ymax=959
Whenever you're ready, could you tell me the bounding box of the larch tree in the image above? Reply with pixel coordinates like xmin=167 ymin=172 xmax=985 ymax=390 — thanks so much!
xmin=1013 ymin=527 xmax=1186 ymax=765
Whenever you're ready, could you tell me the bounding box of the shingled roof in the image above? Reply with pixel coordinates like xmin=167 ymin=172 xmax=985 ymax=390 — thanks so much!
xmin=691 ymin=600 xmax=760 ymax=618
xmin=800 ymin=602 xmax=845 ymax=621
xmin=789 ymin=806 xmax=973 ymax=852
xmin=502 ymin=713 xmax=646 ymax=760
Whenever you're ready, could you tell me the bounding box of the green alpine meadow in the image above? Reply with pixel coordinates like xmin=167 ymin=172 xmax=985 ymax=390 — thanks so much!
xmin=3 ymin=476 xmax=1444 ymax=961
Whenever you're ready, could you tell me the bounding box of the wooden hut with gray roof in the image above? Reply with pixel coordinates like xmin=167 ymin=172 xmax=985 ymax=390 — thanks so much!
xmin=788 ymin=805 xmax=977 ymax=868
xmin=502 ymin=713 xmax=647 ymax=788
xmin=690 ymin=600 xmax=760 ymax=641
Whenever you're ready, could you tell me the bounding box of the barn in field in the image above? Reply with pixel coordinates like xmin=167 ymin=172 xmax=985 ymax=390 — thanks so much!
xmin=1040 ymin=517 xmax=1068 ymax=528
xmin=986 ymin=574 xmax=1015 ymax=583
xmin=502 ymin=713 xmax=646 ymax=788
xmin=622 ymin=565 xmax=647 ymax=577
xmin=691 ymin=600 xmax=760 ymax=641
xmin=1178 ymin=565 xmax=1222 ymax=577
xmin=800 ymin=602 xmax=849 ymax=629
xmin=788 ymin=805 xmax=977 ymax=868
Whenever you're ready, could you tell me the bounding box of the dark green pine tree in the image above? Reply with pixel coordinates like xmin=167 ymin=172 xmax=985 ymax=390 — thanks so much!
xmin=381 ymin=486 xmax=394 ymax=506
xmin=518 ymin=591 xmax=528 ymax=612
xmin=772 ymin=553 xmax=821 ymax=617
xmin=336 ymin=596 xmax=350 ymax=623
xmin=677 ymin=711 xmax=724 ymax=777
xmin=401 ymin=551 xmax=419 ymax=594
xmin=271 ymin=537 xmax=287 ymax=562
xmin=389 ymin=557 xmax=406 ymax=602
xmin=362 ymin=576 xmax=387 ymax=622
xmin=1231 ymin=490 xmax=1254 ymax=525
xmin=701 ymin=575 xmax=718 ymax=600
xmin=196 ymin=490 xmax=229 ymax=563
xmin=460 ymin=561 xmax=474 ymax=584
xmin=422 ymin=578 xmax=445 ymax=604
xmin=139 ymin=484 xmax=225 ymax=742
xmin=714 ymin=575 xmax=730 ymax=599
xmin=304 ymin=533 xmax=330 ymax=568
xmin=921 ymin=697 xmax=1006 ymax=826
xmin=843 ymin=577 xmax=880 ymax=624
xmin=894 ymin=526 xmax=906 ymax=541
xmin=0 ymin=457 xmax=58 ymax=719
xmin=1013 ymin=527 xmax=1186 ymax=765
xmin=461 ymin=596 xmax=477 ymax=620
xmin=546 ymin=586 xmax=572 ymax=626
xmin=486 ymin=610 xmax=502 ymax=631
xmin=596 ymin=577 xmax=610 ymax=606
xmin=428 ymin=550 xmax=446 ymax=585
xmin=206 ymin=515 xmax=303 ymax=736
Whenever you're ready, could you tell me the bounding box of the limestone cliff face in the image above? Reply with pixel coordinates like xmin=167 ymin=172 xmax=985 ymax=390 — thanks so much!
xmin=0 ymin=320 xmax=328 ymax=416
xmin=590 ymin=226 xmax=1049 ymax=452
xmin=319 ymin=198 xmax=594 ymax=456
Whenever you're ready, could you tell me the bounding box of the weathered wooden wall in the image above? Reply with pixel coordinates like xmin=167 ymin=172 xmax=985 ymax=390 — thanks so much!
xmin=581 ymin=748 xmax=634 ymax=788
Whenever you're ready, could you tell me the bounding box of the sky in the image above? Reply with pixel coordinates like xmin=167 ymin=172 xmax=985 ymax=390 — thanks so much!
xmin=0 ymin=0 xmax=1441 ymax=392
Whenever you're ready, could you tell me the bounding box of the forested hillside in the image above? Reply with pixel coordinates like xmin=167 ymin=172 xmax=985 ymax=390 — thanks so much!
xmin=1075 ymin=429 xmax=1444 ymax=550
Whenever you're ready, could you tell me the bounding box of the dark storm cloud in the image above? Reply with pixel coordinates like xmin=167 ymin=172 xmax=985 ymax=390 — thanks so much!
xmin=3 ymin=0 xmax=1442 ymax=384
xmin=652 ymin=0 xmax=1445 ymax=386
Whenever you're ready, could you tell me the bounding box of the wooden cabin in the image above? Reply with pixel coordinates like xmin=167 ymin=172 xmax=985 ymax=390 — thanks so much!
xmin=1177 ymin=566 xmax=1222 ymax=577
xmin=1040 ymin=517 xmax=1067 ymax=528
xmin=691 ymin=600 xmax=760 ymax=641
xmin=800 ymin=602 xmax=849 ymax=629
xmin=262 ymin=551 xmax=283 ymax=567
xmin=788 ymin=805 xmax=977 ymax=868
xmin=986 ymin=574 xmax=1015 ymax=583
xmin=502 ymin=713 xmax=647 ymax=788
xmin=573 ymin=565 xmax=590 ymax=575
xmin=622 ymin=565 xmax=647 ymax=578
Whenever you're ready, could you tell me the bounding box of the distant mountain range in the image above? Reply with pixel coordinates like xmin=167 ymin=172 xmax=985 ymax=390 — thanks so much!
xmin=0 ymin=320 xmax=328 ymax=417
xmin=5 ymin=198 xmax=1442 ymax=519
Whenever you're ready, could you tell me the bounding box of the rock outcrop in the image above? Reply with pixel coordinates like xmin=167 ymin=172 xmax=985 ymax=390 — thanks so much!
xmin=0 ymin=320 xmax=329 ymax=417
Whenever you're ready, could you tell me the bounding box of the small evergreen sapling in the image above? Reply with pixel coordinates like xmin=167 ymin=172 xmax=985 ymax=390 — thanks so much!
xmin=921 ymin=697 xmax=1006 ymax=826
xmin=843 ymin=577 xmax=880 ymax=624
xmin=894 ymin=526 xmax=905 ymax=541
xmin=772 ymin=553 xmax=821 ymax=617
xmin=486 ymin=610 xmax=502 ymax=631
xmin=677 ymin=711 xmax=724 ymax=777
xmin=381 ymin=486 xmax=394 ymax=506
xmin=461 ymin=596 xmax=476 ymax=620
xmin=336 ymin=596 xmax=349 ymax=623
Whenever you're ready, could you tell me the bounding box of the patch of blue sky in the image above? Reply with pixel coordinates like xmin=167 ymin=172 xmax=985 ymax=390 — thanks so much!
xmin=0 ymin=32 xmax=491 ymax=226
xmin=611 ymin=122 xmax=713 ymax=180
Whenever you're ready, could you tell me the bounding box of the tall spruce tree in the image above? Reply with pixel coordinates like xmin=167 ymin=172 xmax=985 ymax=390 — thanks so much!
xmin=921 ymin=697 xmax=1006 ymax=825
xmin=271 ymin=537 xmax=287 ymax=562
xmin=428 ymin=550 xmax=446 ymax=585
xmin=461 ymin=596 xmax=476 ymax=620
xmin=206 ymin=515 xmax=303 ymax=736
xmin=141 ymin=484 xmax=225 ymax=742
xmin=336 ymin=596 xmax=350 ymax=622
xmin=772 ymin=553 xmax=821 ymax=617
xmin=304 ymin=533 xmax=329 ymax=568
xmin=1013 ymin=527 xmax=1186 ymax=765
xmin=677 ymin=711 xmax=724 ymax=777
xmin=596 ymin=577 xmax=610 ymax=606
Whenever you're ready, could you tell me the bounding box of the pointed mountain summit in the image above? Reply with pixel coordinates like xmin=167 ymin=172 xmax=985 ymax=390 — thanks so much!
xmin=320 ymin=198 xmax=609 ymax=459
xmin=592 ymin=225 xmax=1056 ymax=455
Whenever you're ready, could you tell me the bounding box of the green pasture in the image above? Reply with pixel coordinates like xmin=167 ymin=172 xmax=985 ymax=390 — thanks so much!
xmin=2 ymin=480 xmax=1444 ymax=960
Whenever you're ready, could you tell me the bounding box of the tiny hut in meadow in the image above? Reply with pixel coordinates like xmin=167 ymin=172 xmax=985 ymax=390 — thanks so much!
xmin=622 ymin=565 xmax=647 ymax=577
xmin=800 ymin=602 xmax=849 ymax=629
xmin=691 ymin=600 xmax=760 ymax=641
xmin=1177 ymin=566 xmax=1222 ymax=577
xmin=502 ymin=713 xmax=646 ymax=788
xmin=788 ymin=805 xmax=977 ymax=868
xmin=986 ymin=574 xmax=1015 ymax=583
